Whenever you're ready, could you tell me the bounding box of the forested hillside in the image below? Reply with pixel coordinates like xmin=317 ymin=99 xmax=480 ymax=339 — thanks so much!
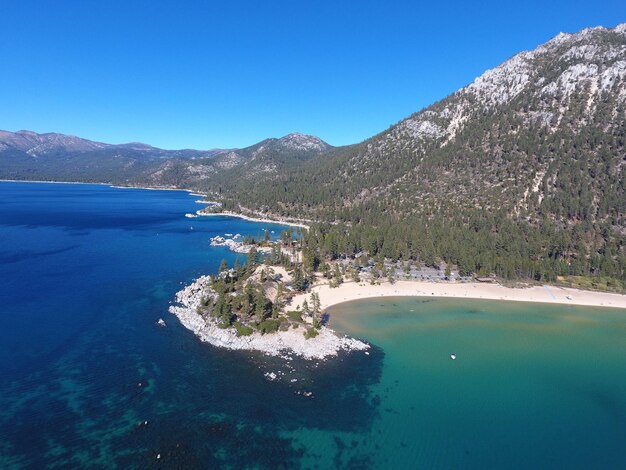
xmin=209 ymin=24 xmax=626 ymax=286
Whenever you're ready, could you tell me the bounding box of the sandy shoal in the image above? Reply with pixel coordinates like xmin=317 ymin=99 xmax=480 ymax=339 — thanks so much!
xmin=290 ymin=280 xmax=626 ymax=311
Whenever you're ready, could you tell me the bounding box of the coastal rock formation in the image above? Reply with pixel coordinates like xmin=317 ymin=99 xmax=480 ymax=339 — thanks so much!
xmin=209 ymin=235 xmax=251 ymax=253
xmin=168 ymin=276 xmax=370 ymax=360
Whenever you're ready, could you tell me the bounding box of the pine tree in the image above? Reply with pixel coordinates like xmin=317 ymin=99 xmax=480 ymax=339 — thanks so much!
xmin=292 ymin=266 xmax=306 ymax=292
xmin=219 ymin=259 xmax=228 ymax=273
xmin=333 ymin=264 xmax=343 ymax=285
xmin=247 ymin=246 xmax=258 ymax=271
xmin=310 ymin=292 xmax=321 ymax=316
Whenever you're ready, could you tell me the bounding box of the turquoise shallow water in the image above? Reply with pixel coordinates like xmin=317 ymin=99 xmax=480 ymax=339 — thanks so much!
xmin=327 ymin=297 xmax=626 ymax=468
xmin=1 ymin=181 xmax=625 ymax=469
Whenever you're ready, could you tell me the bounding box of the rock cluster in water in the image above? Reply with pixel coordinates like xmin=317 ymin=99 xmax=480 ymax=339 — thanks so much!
xmin=209 ymin=234 xmax=252 ymax=253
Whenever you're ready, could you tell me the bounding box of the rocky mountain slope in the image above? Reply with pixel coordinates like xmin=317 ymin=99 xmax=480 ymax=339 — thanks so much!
xmin=209 ymin=23 xmax=625 ymax=283
xmin=136 ymin=132 xmax=331 ymax=189
xmin=0 ymin=129 xmax=222 ymax=159
xmin=0 ymin=130 xmax=108 ymax=156
xmin=220 ymin=24 xmax=625 ymax=225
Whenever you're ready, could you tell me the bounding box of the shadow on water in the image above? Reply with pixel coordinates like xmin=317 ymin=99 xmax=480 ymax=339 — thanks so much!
xmin=0 ymin=245 xmax=80 ymax=264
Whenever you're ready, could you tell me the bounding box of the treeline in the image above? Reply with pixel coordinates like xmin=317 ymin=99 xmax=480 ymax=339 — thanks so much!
xmin=296 ymin=209 xmax=626 ymax=285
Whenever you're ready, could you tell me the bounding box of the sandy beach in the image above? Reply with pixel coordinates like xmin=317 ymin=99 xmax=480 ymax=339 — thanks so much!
xmin=290 ymin=280 xmax=626 ymax=311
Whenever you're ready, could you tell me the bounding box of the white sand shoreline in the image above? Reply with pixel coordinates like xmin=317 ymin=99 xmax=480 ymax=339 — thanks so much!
xmin=291 ymin=280 xmax=626 ymax=312
xmin=196 ymin=210 xmax=310 ymax=229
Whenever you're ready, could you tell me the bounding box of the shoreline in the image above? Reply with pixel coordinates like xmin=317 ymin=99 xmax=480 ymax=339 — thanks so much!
xmin=0 ymin=178 xmax=207 ymax=197
xmin=290 ymin=280 xmax=626 ymax=312
xmin=0 ymin=179 xmax=308 ymax=229
xmin=196 ymin=209 xmax=310 ymax=229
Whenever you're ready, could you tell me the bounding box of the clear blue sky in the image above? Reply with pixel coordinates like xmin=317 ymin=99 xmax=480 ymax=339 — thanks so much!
xmin=0 ymin=1 xmax=624 ymax=149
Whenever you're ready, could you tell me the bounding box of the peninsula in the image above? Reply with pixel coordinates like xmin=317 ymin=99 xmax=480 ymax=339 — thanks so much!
xmin=170 ymin=227 xmax=626 ymax=360
xmin=168 ymin=235 xmax=371 ymax=360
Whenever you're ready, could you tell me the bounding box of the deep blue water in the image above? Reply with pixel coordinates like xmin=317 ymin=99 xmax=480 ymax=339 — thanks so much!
xmin=0 ymin=182 xmax=381 ymax=468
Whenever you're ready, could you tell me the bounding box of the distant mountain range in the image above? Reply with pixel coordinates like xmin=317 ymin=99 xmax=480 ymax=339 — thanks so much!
xmin=2 ymin=23 xmax=625 ymax=284
xmin=0 ymin=129 xmax=224 ymax=158
xmin=0 ymin=129 xmax=331 ymax=186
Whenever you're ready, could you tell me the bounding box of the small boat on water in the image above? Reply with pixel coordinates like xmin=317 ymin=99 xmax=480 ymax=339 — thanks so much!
xmin=450 ymin=353 xmax=457 ymax=360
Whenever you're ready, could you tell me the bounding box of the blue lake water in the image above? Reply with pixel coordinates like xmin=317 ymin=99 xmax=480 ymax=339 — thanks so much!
xmin=1 ymin=181 xmax=625 ymax=469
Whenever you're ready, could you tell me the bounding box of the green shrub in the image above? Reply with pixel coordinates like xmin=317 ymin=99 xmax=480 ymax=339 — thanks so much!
xmin=234 ymin=322 xmax=253 ymax=337
xmin=557 ymin=275 xmax=625 ymax=293
xmin=258 ymin=319 xmax=280 ymax=334
xmin=287 ymin=310 xmax=302 ymax=322
xmin=304 ymin=327 xmax=319 ymax=339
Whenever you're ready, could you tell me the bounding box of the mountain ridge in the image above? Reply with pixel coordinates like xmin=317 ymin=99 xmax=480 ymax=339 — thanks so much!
xmin=0 ymin=128 xmax=224 ymax=157
xmin=0 ymin=129 xmax=330 ymax=157
xmin=0 ymin=128 xmax=332 ymax=186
